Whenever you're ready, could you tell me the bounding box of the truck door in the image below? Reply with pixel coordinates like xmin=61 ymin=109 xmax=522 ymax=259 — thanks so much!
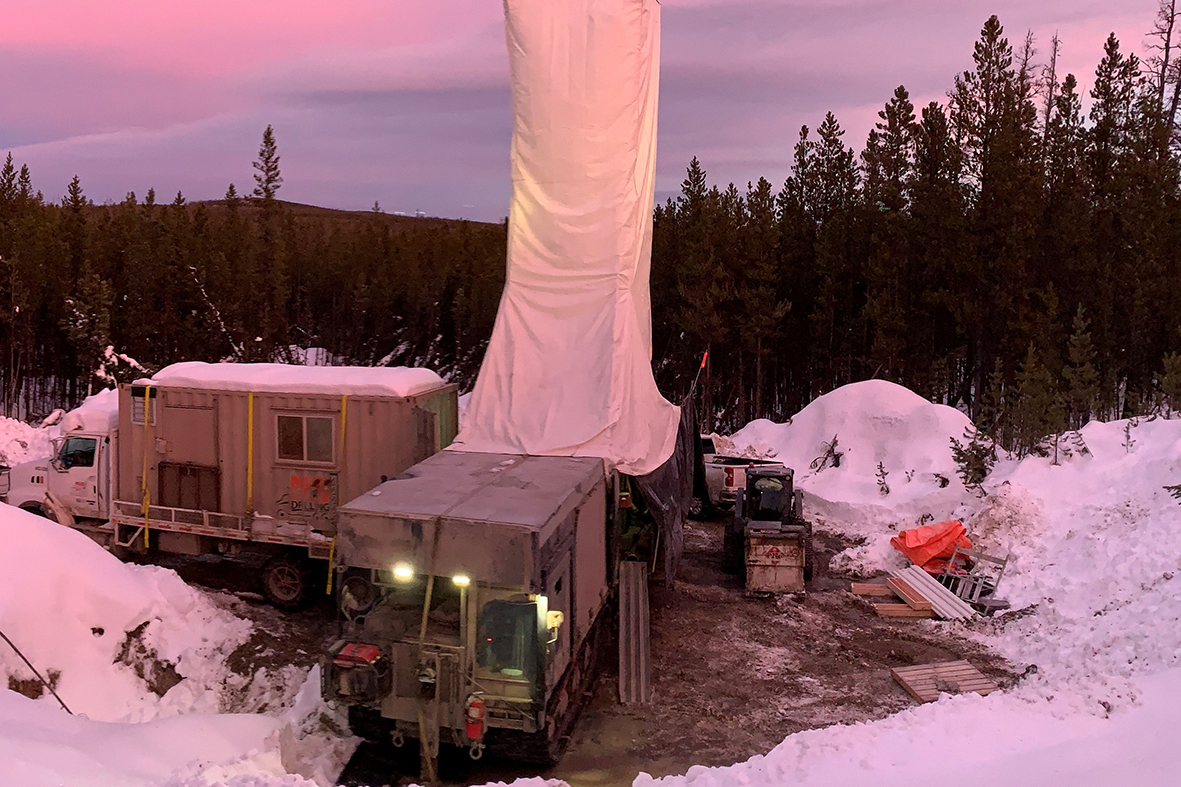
xmin=49 ymin=435 xmax=100 ymax=518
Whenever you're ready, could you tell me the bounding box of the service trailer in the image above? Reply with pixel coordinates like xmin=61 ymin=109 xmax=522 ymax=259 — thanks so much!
xmin=4 ymin=362 xmax=457 ymax=606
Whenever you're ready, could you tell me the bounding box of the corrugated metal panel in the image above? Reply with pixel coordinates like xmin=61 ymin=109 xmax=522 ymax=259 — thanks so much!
xmin=618 ymin=560 xmax=651 ymax=705
xmin=890 ymin=566 xmax=978 ymax=621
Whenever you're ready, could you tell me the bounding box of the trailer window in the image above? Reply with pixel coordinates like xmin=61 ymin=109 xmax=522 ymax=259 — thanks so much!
xmin=478 ymin=600 xmax=539 ymax=681
xmin=130 ymin=387 xmax=156 ymax=425
xmin=277 ymin=415 xmax=334 ymax=463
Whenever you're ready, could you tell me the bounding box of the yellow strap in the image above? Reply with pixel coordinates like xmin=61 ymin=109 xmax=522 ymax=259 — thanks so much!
xmin=140 ymin=385 xmax=151 ymax=548
xmin=326 ymin=536 xmax=337 ymax=595
xmin=246 ymin=392 xmax=254 ymax=517
xmin=339 ymin=394 xmax=348 ymax=463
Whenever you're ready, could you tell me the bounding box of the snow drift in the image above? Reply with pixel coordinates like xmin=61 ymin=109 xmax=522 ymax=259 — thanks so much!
xmin=0 ymin=503 xmax=250 ymax=722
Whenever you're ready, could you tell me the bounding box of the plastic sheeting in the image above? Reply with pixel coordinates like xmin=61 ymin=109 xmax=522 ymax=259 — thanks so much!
xmin=635 ymin=395 xmax=699 ymax=584
xmin=453 ymin=0 xmax=680 ymax=476
xmin=890 ymin=520 xmax=973 ymax=573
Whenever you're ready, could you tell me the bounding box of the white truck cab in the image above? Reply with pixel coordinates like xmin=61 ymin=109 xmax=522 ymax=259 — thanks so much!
xmin=3 ymin=429 xmax=114 ymax=523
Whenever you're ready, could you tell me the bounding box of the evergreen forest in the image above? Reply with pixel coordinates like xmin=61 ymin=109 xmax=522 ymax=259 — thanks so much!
xmin=3 ymin=14 xmax=1181 ymax=456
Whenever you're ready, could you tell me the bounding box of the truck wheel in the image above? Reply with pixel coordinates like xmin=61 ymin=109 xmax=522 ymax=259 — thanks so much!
xmin=262 ymin=554 xmax=312 ymax=609
xmin=18 ymin=503 xmax=47 ymax=518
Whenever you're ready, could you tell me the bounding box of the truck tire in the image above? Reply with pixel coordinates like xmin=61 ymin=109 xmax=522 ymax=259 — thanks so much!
xmin=262 ymin=553 xmax=314 ymax=610
xmin=18 ymin=503 xmax=47 ymax=518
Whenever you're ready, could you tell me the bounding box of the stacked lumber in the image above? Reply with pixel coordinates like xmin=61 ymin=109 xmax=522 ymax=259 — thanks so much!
xmin=850 ymin=567 xmax=978 ymax=621
xmin=889 ymin=566 xmax=977 ymax=620
xmin=849 ymin=580 xmax=934 ymax=619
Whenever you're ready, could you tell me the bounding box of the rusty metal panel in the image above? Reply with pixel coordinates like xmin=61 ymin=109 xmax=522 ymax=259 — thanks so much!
xmin=618 ymin=560 xmax=651 ymax=705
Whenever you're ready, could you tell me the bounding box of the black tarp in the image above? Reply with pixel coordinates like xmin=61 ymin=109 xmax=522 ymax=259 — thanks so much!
xmin=634 ymin=395 xmax=700 ymax=584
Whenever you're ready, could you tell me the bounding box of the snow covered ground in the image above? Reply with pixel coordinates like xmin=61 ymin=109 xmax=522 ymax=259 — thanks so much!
xmin=660 ymin=381 xmax=1181 ymax=787
xmin=3 ymin=379 xmax=1179 ymax=787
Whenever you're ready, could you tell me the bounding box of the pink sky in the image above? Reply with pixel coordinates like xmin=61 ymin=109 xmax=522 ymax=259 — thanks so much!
xmin=2 ymin=0 xmax=1156 ymax=220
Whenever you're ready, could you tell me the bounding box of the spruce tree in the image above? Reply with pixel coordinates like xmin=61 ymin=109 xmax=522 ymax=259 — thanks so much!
xmin=1063 ymin=305 xmax=1099 ymax=428
xmin=1014 ymin=343 xmax=1065 ymax=458
xmin=253 ymin=125 xmax=283 ymax=202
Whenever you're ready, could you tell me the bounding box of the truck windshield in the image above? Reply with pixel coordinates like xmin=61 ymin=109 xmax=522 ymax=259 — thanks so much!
xmin=478 ymin=599 xmax=539 ymax=681
xmin=359 ymin=579 xmax=462 ymax=645
xmin=58 ymin=437 xmax=97 ymax=469
xmin=750 ymin=477 xmax=786 ymax=519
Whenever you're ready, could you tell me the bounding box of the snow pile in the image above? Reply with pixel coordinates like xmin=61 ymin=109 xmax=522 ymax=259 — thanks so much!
xmin=59 ymin=388 xmax=119 ymax=434
xmin=0 ymin=690 xmax=311 ymax=787
xmin=147 ymin=361 xmax=445 ymax=398
xmin=974 ymin=416 xmax=1181 ymax=705
xmin=731 ymin=381 xmax=973 ymax=533
xmin=0 ymin=504 xmax=251 ymax=722
xmin=0 ymin=414 xmax=52 ymax=467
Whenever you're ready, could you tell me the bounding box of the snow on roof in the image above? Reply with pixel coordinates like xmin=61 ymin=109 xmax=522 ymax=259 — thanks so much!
xmin=60 ymin=388 xmax=119 ymax=434
xmin=142 ymin=362 xmax=447 ymax=398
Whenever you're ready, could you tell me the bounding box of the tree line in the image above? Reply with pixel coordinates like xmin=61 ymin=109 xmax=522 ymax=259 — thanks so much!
xmin=3 ymin=12 xmax=1181 ymax=458
xmin=652 ymin=12 xmax=1181 ymax=455
xmin=0 ymin=125 xmax=506 ymax=417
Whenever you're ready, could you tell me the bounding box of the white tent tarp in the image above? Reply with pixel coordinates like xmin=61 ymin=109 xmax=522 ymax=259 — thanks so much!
xmin=454 ymin=0 xmax=680 ymax=475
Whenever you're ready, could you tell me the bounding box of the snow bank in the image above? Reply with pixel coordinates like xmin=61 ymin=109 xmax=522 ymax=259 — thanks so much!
xmin=0 ymin=504 xmax=251 ymax=722
xmin=0 ymin=690 xmax=311 ymax=787
xmin=730 ymin=381 xmax=973 ymax=534
xmin=146 ymin=361 xmax=446 ymax=398
xmin=0 ymin=415 xmax=52 ymax=467
xmin=974 ymin=416 xmax=1181 ymax=704
xmin=60 ymin=388 xmax=119 ymax=433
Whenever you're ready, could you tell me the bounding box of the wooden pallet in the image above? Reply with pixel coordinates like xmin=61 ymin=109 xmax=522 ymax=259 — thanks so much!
xmin=891 ymin=660 xmax=998 ymax=703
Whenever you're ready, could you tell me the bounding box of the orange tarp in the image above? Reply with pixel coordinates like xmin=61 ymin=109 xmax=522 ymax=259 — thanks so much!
xmin=891 ymin=520 xmax=972 ymax=572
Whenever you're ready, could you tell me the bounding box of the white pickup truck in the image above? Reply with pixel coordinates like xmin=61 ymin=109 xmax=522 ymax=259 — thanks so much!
xmin=700 ymin=435 xmax=786 ymax=509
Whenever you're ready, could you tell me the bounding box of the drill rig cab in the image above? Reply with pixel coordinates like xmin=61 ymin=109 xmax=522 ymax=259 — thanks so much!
xmin=323 ymin=450 xmax=615 ymax=767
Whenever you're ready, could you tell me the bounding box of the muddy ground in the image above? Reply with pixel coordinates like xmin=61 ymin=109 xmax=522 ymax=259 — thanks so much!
xmin=145 ymin=518 xmax=1021 ymax=786
xmin=336 ymin=516 xmax=1022 ymax=787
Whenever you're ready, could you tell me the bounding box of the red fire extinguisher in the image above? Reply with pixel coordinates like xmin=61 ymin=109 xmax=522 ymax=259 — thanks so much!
xmin=465 ymin=694 xmax=486 ymax=741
